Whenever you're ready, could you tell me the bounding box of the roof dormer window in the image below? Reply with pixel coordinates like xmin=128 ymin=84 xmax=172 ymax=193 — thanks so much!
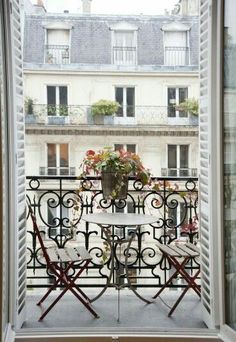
xmin=110 ymin=22 xmax=138 ymax=66
xmin=162 ymin=22 xmax=190 ymax=66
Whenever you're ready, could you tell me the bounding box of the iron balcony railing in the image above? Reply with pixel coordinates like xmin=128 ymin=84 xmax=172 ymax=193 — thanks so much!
xmin=161 ymin=168 xmax=198 ymax=177
xmin=165 ymin=46 xmax=190 ymax=66
xmin=45 ymin=44 xmax=70 ymax=64
xmin=24 ymin=104 xmax=199 ymax=126
xmin=39 ymin=166 xmax=76 ymax=176
xmin=113 ymin=46 xmax=137 ymax=65
xmin=26 ymin=175 xmax=199 ymax=290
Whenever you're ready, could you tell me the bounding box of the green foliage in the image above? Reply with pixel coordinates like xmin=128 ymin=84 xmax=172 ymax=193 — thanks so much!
xmin=177 ymin=98 xmax=199 ymax=116
xmin=24 ymin=97 xmax=34 ymax=115
xmin=91 ymin=99 xmax=120 ymax=116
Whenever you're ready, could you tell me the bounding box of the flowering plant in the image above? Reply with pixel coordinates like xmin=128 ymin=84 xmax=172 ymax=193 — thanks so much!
xmin=80 ymin=147 xmax=151 ymax=184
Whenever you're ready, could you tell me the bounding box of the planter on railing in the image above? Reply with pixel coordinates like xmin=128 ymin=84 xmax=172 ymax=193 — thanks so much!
xmin=101 ymin=171 xmax=128 ymax=199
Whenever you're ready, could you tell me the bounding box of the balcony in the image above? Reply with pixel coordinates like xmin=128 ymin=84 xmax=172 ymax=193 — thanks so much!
xmin=45 ymin=44 xmax=70 ymax=64
xmin=113 ymin=46 xmax=137 ymax=65
xmin=25 ymin=175 xmax=204 ymax=330
xmin=165 ymin=47 xmax=190 ymax=66
xmin=24 ymin=104 xmax=199 ymax=127
xmin=39 ymin=166 xmax=76 ymax=176
xmin=161 ymin=168 xmax=198 ymax=177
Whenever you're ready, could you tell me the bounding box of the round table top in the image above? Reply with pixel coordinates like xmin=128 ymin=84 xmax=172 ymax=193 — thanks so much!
xmin=82 ymin=213 xmax=157 ymax=226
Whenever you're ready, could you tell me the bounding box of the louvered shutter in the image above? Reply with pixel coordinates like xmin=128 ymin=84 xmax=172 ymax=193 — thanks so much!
xmin=199 ymin=0 xmax=220 ymax=328
xmin=9 ymin=0 xmax=26 ymax=328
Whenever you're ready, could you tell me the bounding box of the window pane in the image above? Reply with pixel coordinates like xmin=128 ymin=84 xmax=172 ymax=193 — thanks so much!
xmin=59 ymin=86 xmax=68 ymax=116
xmin=168 ymin=145 xmax=177 ymax=175
xmin=180 ymin=145 xmax=189 ymax=176
xmin=114 ymin=144 xmax=123 ymax=151
xmin=168 ymin=88 xmax=176 ymax=117
xmin=47 ymin=144 xmax=56 ymax=175
xmin=47 ymin=86 xmax=56 ymax=116
xmin=127 ymin=144 xmax=136 ymax=153
xmin=179 ymin=88 xmax=188 ymax=117
xmin=60 ymin=144 xmax=69 ymax=175
xmin=115 ymin=87 xmax=123 ymax=116
xmin=127 ymin=87 xmax=135 ymax=117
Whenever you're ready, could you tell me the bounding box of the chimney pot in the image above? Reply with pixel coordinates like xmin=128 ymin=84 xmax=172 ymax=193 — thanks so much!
xmin=82 ymin=0 xmax=92 ymax=14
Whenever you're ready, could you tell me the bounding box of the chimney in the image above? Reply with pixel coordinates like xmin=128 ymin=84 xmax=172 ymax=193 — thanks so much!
xmin=82 ymin=0 xmax=92 ymax=14
xmin=34 ymin=0 xmax=46 ymax=13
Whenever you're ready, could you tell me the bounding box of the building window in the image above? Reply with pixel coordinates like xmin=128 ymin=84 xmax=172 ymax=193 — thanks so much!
xmin=45 ymin=29 xmax=70 ymax=64
xmin=167 ymin=87 xmax=188 ymax=117
xmin=167 ymin=144 xmax=189 ymax=176
xmin=167 ymin=202 xmax=188 ymax=240
xmin=115 ymin=87 xmax=135 ymax=117
xmin=114 ymin=144 xmax=136 ymax=153
xmin=47 ymin=143 xmax=69 ymax=175
xmin=164 ymin=31 xmax=189 ymax=66
xmin=47 ymin=85 xmax=68 ymax=116
xmin=113 ymin=31 xmax=136 ymax=65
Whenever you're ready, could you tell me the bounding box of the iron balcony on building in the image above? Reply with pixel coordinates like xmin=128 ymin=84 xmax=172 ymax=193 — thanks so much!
xmin=45 ymin=44 xmax=70 ymax=64
xmin=24 ymin=104 xmax=199 ymax=126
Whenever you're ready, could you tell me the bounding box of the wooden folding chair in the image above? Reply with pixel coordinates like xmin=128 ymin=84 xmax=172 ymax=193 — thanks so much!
xmin=28 ymin=205 xmax=99 ymax=321
xmin=153 ymin=241 xmax=201 ymax=316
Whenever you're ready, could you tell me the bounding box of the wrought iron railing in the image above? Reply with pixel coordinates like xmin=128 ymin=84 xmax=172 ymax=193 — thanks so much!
xmin=24 ymin=104 xmax=199 ymax=126
xmin=45 ymin=44 xmax=70 ymax=64
xmin=161 ymin=168 xmax=198 ymax=177
xmin=39 ymin=166 xmax=76 ymax=176
xmin=26 ymin=175 xmax=199 ymax=290
xmin=113 ymin=46 xmax=137 ymax=65
xmin=165 ymin=46 xmax=190 ymax=66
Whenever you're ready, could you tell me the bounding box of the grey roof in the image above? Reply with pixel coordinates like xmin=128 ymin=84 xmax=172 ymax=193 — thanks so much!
xmin=23 ymin=13 xmax=199 ymax=69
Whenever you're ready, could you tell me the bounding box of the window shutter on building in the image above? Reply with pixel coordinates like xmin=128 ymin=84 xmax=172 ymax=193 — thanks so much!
xmin=9 ymin=0 xmax=26 ymax=328
xmin=199 ymin=0 xmax=221 ymax=328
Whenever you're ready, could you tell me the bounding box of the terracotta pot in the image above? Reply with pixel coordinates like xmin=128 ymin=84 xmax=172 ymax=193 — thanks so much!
xmin=101 ymin=171 xmax=128 ymax=200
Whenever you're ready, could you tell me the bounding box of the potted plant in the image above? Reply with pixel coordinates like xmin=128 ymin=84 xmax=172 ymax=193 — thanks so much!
xmin=91 ymin=99 xmax=120 ymax=125
xmin=24 ymin=97 xmax=37 ymax=124
xmin=79 ymin=147 xmax=151 ymax=200
xmin=176 ymin=98 xmax=199 ymax=125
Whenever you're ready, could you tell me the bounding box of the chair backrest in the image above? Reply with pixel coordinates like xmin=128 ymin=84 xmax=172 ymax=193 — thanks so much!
xmin=28 ymin=205 xmax=51 ymax=265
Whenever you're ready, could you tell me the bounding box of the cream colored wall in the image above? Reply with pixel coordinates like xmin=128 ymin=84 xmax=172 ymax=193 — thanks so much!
xmin=25 ymin=133 xmax=199 ymax=177
xmin=23 ymin=72 xmax=199 ymax=106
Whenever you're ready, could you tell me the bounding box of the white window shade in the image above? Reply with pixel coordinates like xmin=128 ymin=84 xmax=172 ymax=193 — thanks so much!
xmin=47 ymin=29 xmax=69 ymax=45
xmin=164 ymin=31 xmax=188 ymax=66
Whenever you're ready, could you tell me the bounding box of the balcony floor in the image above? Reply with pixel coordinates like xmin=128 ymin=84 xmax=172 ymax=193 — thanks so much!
xmin=23 ymin=288 xmax=206 ymax=332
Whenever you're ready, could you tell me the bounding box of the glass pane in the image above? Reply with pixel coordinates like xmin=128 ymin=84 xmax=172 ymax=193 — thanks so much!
xmin=114 ymin=144 xmax=123 ymax=151
xmin=47 ymin=144 xmax=56 ymax=172
xmin=115 ymin=87 xmax=123 ymax=116
xmin=180 ymin=145 xmax=189 ymax=176
xmin=47 ymin=86 xmax=56 ymax=116
xmin=168 ymin=145 xmax=177 ymax=171
xmin=179 ymin=88 xmax=188 ymax=117
xmin=168 ymin=88 xmax=176 ymax=117
xmin=59 ymin=86 xmax=68 ymax=116
xmin=224 ymin=0 xmax=236 ymax=330
xmin=127 ymin=144 xmax=136 ymax=153
xmin=60 ymin=144 xmax=69 ymax=171
xmin=127 ymin=87 xmax=135 ymax=117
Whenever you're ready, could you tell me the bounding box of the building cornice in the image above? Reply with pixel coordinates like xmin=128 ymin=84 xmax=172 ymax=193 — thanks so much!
xmin=26 ymin=126 xmax=198 ymax=136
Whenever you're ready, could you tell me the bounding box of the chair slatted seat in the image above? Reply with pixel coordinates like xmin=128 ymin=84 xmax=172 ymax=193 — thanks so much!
xmin=153 ymin=241 xmax=201 ymax=316
xmin=28 ymin=205 xmax=99 ymax=321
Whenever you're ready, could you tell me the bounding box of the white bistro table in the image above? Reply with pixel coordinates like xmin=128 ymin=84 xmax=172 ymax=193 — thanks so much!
xmin=82 ymin=213 xmax=157 ymax=321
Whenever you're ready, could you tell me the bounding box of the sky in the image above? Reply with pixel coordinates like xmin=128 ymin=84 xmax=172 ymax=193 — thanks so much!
xmin=32 ymin=0 xmax=178 ymax=15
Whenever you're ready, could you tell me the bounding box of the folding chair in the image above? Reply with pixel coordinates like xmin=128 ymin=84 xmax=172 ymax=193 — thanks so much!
xmin=28 ymin=205 xmax=99 ymax=321
xmin=153 ymin=241 xmax=201 ymax=316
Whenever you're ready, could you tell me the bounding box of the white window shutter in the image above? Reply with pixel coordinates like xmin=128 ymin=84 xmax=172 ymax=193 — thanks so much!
xmin=9 ymin=0 xmax=26 ymax=328
xmin=199 ymin=0 xmax=221 ymax=328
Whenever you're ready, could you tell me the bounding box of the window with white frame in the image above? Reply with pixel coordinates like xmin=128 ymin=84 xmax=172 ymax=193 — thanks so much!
xmin=162 ymin=22 xmax=190 ymax=66
xmin=115 ymin=87 xmax=135 ymax=117
xmin=113 ymin=30 xmax=136 ymax=65
xmin=47 ymin=85 xmax=68 ymax=116
xmin=47 ymin=143 xmax=69 ymax=176
xmin=167 ymin=87 xmax=188 ymax=117
xmin=167 ymin=144 xmax=189 ymax=177
xmin=45 ymin=29 xmax=70 ymax=64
